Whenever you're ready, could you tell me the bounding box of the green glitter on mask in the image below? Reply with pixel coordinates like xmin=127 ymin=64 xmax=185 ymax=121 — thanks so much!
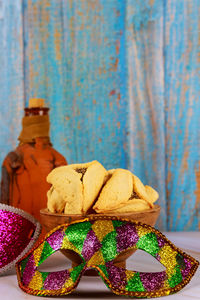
xmin=112 ymin=220 xmax=124 ymax=228
xmin=97 ymin=264 xmax=109 ymax=278
xmin=70 ymin=263 xmax=86 ymax=282
xmin=126 ymin=272 xmax=145 ymax=292
xmin=168 ymin=265 xmax=182 ymax=288
xmin=101 ymin=231 xmax=117 ymax=262
xmin=136 ymin=232 xmax=159 ymax=257
xmin=41 ymin=272 xmax=49 ymax=286
xmin=97 ymin=265 xmax=110 ymax=289
xmin=176 ymin=253 xmax=185 ymax=269
xmin=20 ymin=256 xmax=30 ymax=275
xmin=65 ymin=222 xmax=92 ymax=253
xmin=38 ymin=242 xmax=54 ymax=266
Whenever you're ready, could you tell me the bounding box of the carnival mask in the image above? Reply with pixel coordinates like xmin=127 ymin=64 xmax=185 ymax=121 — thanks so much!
xmin=0 ymin=204 xmax=41 ymax=275
xmin=16 ymin=216 xmax=199 ymax=298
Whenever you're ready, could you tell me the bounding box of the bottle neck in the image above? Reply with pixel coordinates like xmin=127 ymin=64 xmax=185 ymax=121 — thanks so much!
xmin=24 ymin=107 xmax=49 ymax=116
xmin=18 ymin=111 xmax=50 ymax=144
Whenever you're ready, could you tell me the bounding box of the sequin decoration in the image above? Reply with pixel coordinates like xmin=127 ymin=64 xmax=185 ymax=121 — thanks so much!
xmin=139 ymin=271 xmax=166 ymax=291
xmin=46 ymin=229 xmax=64 ymax=251
xmin=22 ymin=254 xmax=36 ymax=286
xmin=116 ymin=222 xmax=138 ymax=252
xmin=81 ymin=229 xmax=101 ymax=260
xmin=43 ymin=270 xmax=70 ymax=290
xmin=16 ymin=216 xmax=199 ymax=298
xmin=106 ymin=261 xmax=127 ymax=289
xmin=0 ymin=204 xmax=40 ymax=275
xmin=181 ymin=258 xmax=192 ymax=280
xmin=126 ymin=272 xmax=145 ymax=292
xmin=136 ymin=232 xmax=160 ymax=257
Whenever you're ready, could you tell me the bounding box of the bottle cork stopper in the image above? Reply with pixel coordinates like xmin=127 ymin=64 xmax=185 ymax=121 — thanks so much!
xmin=29 ymin=98 xmax=45 ymax=108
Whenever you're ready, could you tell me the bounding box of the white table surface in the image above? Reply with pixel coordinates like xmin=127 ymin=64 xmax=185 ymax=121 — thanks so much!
xmin=0 ymin=232 xmax=200 ymax=300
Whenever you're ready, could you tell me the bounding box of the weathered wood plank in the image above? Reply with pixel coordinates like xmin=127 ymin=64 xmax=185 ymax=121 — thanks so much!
xmin=61 ymin=0 xmax=129 ymax=168
xmin=126 ymin=0 xmax=167 ymax=230
xmin=165 ymin=0 xmax=200 ymax=230
xmin=23 ymin=0 xmax=69 ymax=159
xmin=23 ymin=0 xmax=130 ymax=169
xmin=0 ymin=0 xmax=24 ymax=169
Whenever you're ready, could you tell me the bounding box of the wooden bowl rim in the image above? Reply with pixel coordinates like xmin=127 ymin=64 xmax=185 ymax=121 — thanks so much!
xmin=40 ymin=204 xmax=160 ymax=218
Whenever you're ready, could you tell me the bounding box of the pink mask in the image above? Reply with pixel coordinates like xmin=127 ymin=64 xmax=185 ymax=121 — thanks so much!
xmin=0 ymin=204 xmax=41 ymax=275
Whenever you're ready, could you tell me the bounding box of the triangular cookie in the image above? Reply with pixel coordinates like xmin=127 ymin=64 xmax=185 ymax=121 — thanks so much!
xmin=47 ymin=168 xmax=83 ymax=214
xmin=67 ymin=161 xmax=107 ymax=213
xmin=93 ymin=169 xmax=133 ymax=213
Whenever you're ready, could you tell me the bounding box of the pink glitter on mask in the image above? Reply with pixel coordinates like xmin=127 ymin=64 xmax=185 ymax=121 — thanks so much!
xmin=0 ymin=204 xmax=41 ymax=275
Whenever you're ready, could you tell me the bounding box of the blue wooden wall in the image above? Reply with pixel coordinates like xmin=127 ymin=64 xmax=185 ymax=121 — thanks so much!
xmin=0 ymin=0 xmax=199 ymax=231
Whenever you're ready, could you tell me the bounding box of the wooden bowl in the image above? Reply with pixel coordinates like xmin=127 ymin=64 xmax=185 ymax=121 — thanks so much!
xmin=40 ymin=205 xmax=160 ymax=275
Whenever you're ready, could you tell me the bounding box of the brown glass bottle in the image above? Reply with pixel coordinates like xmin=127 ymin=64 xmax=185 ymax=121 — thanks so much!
xmin=0 ymin=99 xmax=67 ymax=220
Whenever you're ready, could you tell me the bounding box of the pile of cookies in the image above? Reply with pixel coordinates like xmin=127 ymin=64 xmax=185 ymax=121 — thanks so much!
xmin=47 ymin=161 xmax=159 ymax=215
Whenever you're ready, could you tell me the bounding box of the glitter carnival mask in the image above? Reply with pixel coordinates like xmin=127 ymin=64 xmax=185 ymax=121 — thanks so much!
xmin=16 ymin=217 xmax=199 ymax=298
xmin=0 ymin=204 xmax=41 ymax=275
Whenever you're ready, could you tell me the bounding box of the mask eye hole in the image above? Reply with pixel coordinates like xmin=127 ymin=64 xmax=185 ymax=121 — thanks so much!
xmin=113 ymin=249 xmax=165 ymax=272
xmin=38 ymin=250 xmax=83 ymax=272
xmin=127 ymin=249 xmax=166 ymax=272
